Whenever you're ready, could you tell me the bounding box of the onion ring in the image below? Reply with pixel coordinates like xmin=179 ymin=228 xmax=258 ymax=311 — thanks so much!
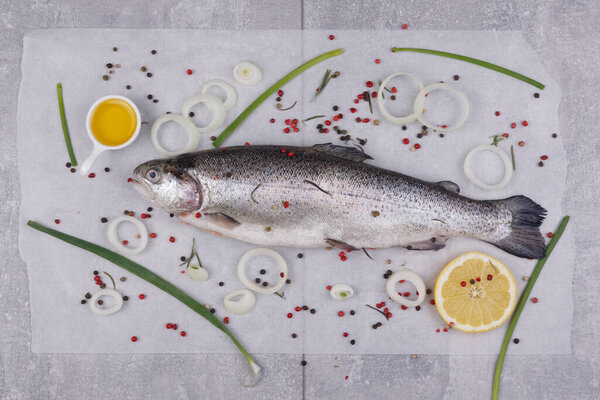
xmin=182 ymin=93 xmax=226 ymax=134
xmin=233 ymin=61 xmax=262 ymax=86
xmin=224 ymin=289 xmax=257 ymax=315
xmin=330 ymin=283 xmax=355 ymax=300
xmin=464 ymin=144 xmax=513 ymax=190
xmin=237 ymin=248 xmax=287 ymax=295
xmin=377 ymin=72 xmax=424 ymax=125
xmin=413 ymin=82 xmax=469 ymax=132
xmin=386 ymin=270 xmax=426 ymax=308
xmin=201 ymin=79 xmax=237 ymax=111
xmin=89 ymin=288 xmax=124 ymax=315
xmin=107 ymin=216 xmax=148 ymax=256
xmin=151 ymin=113 xmax=199 ymax=157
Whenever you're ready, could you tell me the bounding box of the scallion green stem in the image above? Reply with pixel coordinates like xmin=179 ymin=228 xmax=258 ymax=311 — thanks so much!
xmin=392 ymin=48 xmax=545 ymax=90
xmin=492 ymin=216 xmax=570 ymax=400
xmin=56 ymin=83 xmax=78 ymax=166
xmin=212 ymin=49 xmax=344 ymax=148
xmin=27 ymin=220 xmax=260 ymax=382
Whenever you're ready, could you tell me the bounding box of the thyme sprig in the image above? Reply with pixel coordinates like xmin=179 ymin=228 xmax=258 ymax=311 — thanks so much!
xmin=179 ymin=238 xmax=203 ymax=270
xmin=313 ymin=69 xmax=333 ymax=101
xmin=489 ymin=134 xmax=506 ymax=146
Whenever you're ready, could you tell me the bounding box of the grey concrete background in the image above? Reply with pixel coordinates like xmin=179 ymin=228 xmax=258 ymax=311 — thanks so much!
xmin=1 ymin=0 xmax=598 ymax=399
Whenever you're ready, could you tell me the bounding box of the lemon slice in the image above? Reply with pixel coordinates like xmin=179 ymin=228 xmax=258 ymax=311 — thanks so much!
xmin=434 ymin=251 xmax=517 ymax=333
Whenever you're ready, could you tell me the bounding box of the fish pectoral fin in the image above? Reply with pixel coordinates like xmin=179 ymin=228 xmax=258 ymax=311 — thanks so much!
xmin=405 ymin=236 xmax=448 ymax=251
xmin=312 ymin=143 xmax=374 ymax=162
xmin=203 ymin=213 xmax=241 ymax=230
xmin=436 ymin=180 xmax=460 ymax=194
xmin=325 ymin=238 xmax=358 ymax=251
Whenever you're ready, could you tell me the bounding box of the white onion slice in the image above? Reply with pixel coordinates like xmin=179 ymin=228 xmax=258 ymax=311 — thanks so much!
xmin=233 ymin=61 xmax=262 ymax=86
xmin=464 ymin=144 xmax=513 ymax=190
xmin=386 ymin=270 xmax=426 ymax=308
xmin=107 ymin=216 xmax=148 ymax=256
xmin=377 ymin=72 xmax=424 ymax=125
xmin=224 ymin=289 xmax=256 ymax=315
xmin=151 ymin=113 xmax=200 ymax=157
xmin=201 ymin=79 xmax=237 ymax=111
xmin=181 ymin=93 xmax=226 ymax=134
xmin=187 ymin=265 xmax=209 ymax=281
xmin=237 ymin=248 xmax=287 ymax=295
xmin=89 ymin=288 xmax=124 ymax=315
xmin=330 ymin=283 xmax=354 ymax=300
xmin=413 ymin=82 xmax=469 ymax=132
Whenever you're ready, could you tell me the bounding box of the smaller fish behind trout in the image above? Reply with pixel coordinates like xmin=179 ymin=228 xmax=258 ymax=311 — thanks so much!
xmin=131 ymin=144 xmax=547 ymax=259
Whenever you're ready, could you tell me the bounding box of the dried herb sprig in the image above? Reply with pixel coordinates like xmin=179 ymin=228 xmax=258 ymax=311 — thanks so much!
xmin=278 ymin=101 xmax=297 ymax=111
xmin=104 ymin=271 xmax=116 ymax=290
xmin=179 ymin=238 xmax=203 ymax=269
xmin=313 ymin=68 xmax=333 ymax=101
xmin=250 ymin=183 xmax=262 ymax=204
xmin=489 ymin=134 xmax=506 ymax=146
xmin=492 ymin=216 xmax=570 ymax=400
xmin=366 ymin=304 xmax=389 ymax=320
xmin=392 ymin=48 xmax=545 ymax=90
xmin=212 ymin=49 xmax=344 ymax=147
xmin=26 ymin=220 xmax=261 ymax=385
xmin=510 ymin=145 xmax=516 ymax=171
xmin=303 ymin=179 xmax=331 ymax=196
xmin=302 ymin=115 xmax=326 ymax=125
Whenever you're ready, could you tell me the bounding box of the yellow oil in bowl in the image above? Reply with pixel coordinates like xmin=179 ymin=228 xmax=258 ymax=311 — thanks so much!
xmin=90 ymin=98 xmax=137 ymax=146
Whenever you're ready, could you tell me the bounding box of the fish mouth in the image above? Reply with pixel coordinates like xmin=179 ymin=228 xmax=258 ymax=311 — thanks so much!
xmin=129 ymin=177 xmax=155 ymax=202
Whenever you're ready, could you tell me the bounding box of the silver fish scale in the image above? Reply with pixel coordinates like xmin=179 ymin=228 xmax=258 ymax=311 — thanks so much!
xmin=179 ymin=145 xmax=513 ymax=249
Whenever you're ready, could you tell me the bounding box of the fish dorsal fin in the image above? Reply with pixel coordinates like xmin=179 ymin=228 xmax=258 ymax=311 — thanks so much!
xmin=437 ymin=180 xmax=460 ymax=194
xmin=311 ymin=143 xmax=373 ymax=162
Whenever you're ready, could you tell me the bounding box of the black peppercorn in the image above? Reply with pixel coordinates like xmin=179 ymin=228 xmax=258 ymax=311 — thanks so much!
xmin=301 ymin=360 xmax=307 ymax=366
xmin=513 ymin=338 xmax=520 ymax=344
xmin=453 ymin=75 xmax=459 ymax=81
xmin=292 ymin=333 xmax=297 ymax=338
xmin=189 ymin=112 xmax=195 ymax=117
xmin=297 ymin=253 xmax=303 ymax=258
xmin=333 ymin=105 xmax=339 ymax=111
xmin=126 ymin=85 xmax=131 ymax=90
xmin=146 ymin=72 xmax=152 ymax=77
xmin=151 ymin=50 xmax=157 ymax=55
xmin=123 ymin=296 xmax=129 ymax=301
xmin=426 ymin=288 xmax=432 ymax=295
xmin=85 ymin=292 xmax=91 ymax=299
xmin=147 ymin=94 xmax=153 ymax=100
xmin=81 ymin=299 xmax=86 ymax=304
xmin=534 ymin=93 xmax=539 ymax=98
xmin=219 ymin=282 xmax=224 ymax=287
xmin=100 ymin=217 xmax=108 ymax=223
xmin=310 ymin=309 xmax=316 ymax=314
xmin=350 ymin=340 xmax=356 ymax=345
xmin=349 ymin=310 xmax=355 ymax=315
xmin=255 ymin=278 xmax=261 ymax=283
xmin=302 ymin=305 xmax=308 ymax=310
xmin=260 ymin=269 xmax=266 ymax=275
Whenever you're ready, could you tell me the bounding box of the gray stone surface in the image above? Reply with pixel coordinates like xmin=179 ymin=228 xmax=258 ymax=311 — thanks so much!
xmin=1 ymin=0 xmax=599 ymax=399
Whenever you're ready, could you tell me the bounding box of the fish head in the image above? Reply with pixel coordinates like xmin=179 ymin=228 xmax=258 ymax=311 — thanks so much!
xmin=131 ymin=158 xmax=202 ymax=214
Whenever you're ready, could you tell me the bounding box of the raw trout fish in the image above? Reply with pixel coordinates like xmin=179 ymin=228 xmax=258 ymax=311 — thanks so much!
xmin=132 ymin=144 xmax=547 ymax=259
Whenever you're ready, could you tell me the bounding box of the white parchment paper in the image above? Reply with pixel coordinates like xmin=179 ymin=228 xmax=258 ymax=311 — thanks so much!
xmin=18 ymin=30 xmax=573 ymax=354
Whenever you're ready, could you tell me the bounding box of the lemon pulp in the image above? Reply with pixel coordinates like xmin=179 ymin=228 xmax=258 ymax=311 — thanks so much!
xmin=90 ymin=99 xmax=137 ymax=146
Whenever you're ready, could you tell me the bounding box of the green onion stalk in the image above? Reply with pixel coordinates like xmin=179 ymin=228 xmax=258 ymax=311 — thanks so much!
xmin=212 ymin=48 xmax=344 ymax=148
xmin=27 ymin=220 xmax=261 ymax=386
xmin=56 ymin=83 xmax=78 ymax=166
xmin=391 ymin=48 xmax=545 ymax=90
xmin=492 ymin=216 xmax=570 ymax=399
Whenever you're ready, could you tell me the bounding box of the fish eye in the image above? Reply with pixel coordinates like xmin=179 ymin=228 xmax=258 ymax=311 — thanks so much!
xmin=145 ymin=167 xmax=161 ymax=183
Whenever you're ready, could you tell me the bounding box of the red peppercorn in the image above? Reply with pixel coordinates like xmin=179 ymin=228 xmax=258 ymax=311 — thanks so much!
xmin=414 ymin=143 xmax=421 ymax=149
xmin=401 ymin=305 xmax=408 ymax=310
xmin=461 ymin=281 xmax=466 ymax=287
xmin=350 ymin=108 xmax=357 ymax=113
xmin=338 ymin=311 xmax=345 ymax=317
xmin=326 ymin=285 xmax=332 ymax=291
xmin=371 ymin=91 xmax=377 ymax=98
xmin=487 ymin=274 xmax=493 ymax=281
xmin=324 ymin=120 xmax=331 ymax=126
xmin=293 ymin=127 xmax=299 ymax=133
xmin=391 ymin=87 xmax=397 ymax=93
xmin=366 ymin=81 xmax=373 ymax=88
xmin=443 ymin=328 xmax=448 ymax=332
xmin=353 ymin=99 xmax=359 ymax=104
xmin=375 ymin=58 xmax=381 ymax=64
xmin=281 ymin=148 xmax=286 ymax=153
xmin=363 ymin=118 xmax=370 ymax=123
xmin=138 ymin=294 xmax=145 ymax=300
xmin=224 ymin=317 xmax=229 ymax=324
xmin=280 ymin=272 xmax=284 ymax=278
xmin=127 ymin=177 xmax=133 ymax=182
xmin=333 ymin=115 xmax=339 ymax=121
xmin=169 ymin=236 xmax=175 ymax=243
xmin=141 ymin=213 xmax=147 ymax=219
xmin=323 ymin=128 xmax=329 ymax=133
xmin=149 ymin=233 xmax=156 ymax=238
xmin=495 ymin=111 xmax=500 ymax=116
xmin=522 ymin=120 xmax=528 ymax=127
xmin=338 ymin=113 xmax=344 ymax=119
xmin=547 ymin=232 xmax=554 ymax=238
xmin=476 ymin=277 xmax=481 ymax=282
xmin=429 ymin=299 xmax=435 ymax=305
xmin=131 ymin=336 xmax=138 ymax=342
xmin=511 ymin=122 xmax=517 ymax=129
xmin=195 ymin=212 xmax=202 ymax=218
xmin=295 ymin=306 xmax=302 ymax=312
xmin=436 ymin=329 xmax=440 ymax=333
xmin=288 ymin=152 xmax=295 ymax=157
xmin=245 ymin=142 xmax=250 ymax=146
xmin=518 ymin=141 xmax=525 ymax=147
xmin=531 ymin=297 xmax=539 ymax=303
xmin=54 ymin=219 xmax=61 ymax=224
xmin=343 ymin=332 xmax=349 ymax=337
xmin=187 ymin=69 xmax=192 ymax=75
xmin=502 ymin=133 xmax=509 ymax=138
xmin=403 ymin=138 xmax=409 ymax=145
xmin=122 ymin=240 xmax=128 ymax=245
xmin=541 ymin=155 xmax=548 ymax=160
xmin=328 ymin=34 xmax=335 ymax=40
xmin=402 ymin=23 xmax=408 ymax=30
xmin=357 ymin=94 xmax=364 ymax=100
xmin=270 ymin=118 xmax=275 ymax=123
xmin=180 ymin=331 xmax=186 ymax=337
xmin=355 ymin=117 xmax=361 ymax=123
xmin=285 ymin=119 xmax=291 ymax=125
xmin=88 ymin=173 xmax=95 ymax=178
xmin=287 ymin=313 xmax=293 ymax=318
xmin=283 ymin=127 xmax=290 ymax=133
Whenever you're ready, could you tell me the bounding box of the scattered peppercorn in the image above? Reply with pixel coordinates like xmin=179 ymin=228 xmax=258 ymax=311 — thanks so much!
xmin=534 ymin=93 xmax=539 ymax=98
xmin=292 ymin=333 xmax=297 ymax=338
xmin=310 ymin=309 xmax=316 ymax=314
xmin=123 ymin=296 xmax=129 ymax=301
xmin=513 ymin=338 xmax=520 ymax=344
xmin=219 ymin=282 xmax=224 ymax=287
xmin=146 ymin=72 xmax=152 ymax=77
xmin=141 ymin=66 xmax=147 ymax=72
xmin=126 ymin=85 xmax=131 ymax=90
xmin=350 ymin=339 xmax=356 ymax=345
xmin=453 ymin=75 xmax=459 ymax=81
xmin=102 ymin=75 xmax=109 ymax=81
xmin=81 ymin=299 xmax=86 ymax=304
xmin=301 ymin=360 xmax=307 ymax=366
xmin=552 ymin=133 xmax=557 ymax=138
xmin=350 ymin=310 xmax=355 ymax=315
xmin=112 ymin=47 xmax=118 ymax=52
xmin=151 ymin=50 xmax=157 ymax=55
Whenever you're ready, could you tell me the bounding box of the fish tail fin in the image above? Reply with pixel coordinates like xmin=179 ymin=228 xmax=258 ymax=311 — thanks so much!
xmin=492 ymin=195 xmax=547 ymax=259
